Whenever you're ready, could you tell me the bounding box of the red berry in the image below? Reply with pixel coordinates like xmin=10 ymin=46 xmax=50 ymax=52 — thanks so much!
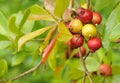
xmin=74 ymin=46 xmax=86 ymax=58
xmin=99 ymin=64 xmax=112 ymax=76
xmin=87 ymin=37 xmax=102 ymax=52
xmin=92 ymin=12 xmax=102 ymax=25
xmin=71 ymin=34 xmax=84 ymax=48
xmin=65 ymin=40 xmax=74 ymax=50
xmin=76 ymin=8 xmax=93 ymax=24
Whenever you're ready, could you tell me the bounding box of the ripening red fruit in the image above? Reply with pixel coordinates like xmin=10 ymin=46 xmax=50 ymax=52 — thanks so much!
xmin=87 ymin=37 xmax=102 ymax=52
xmin=76 ymin=8 xmax=93 ymax=24
xmin=92 ymin=12 xmax=102 ymax=25
xmin=74 ymin=46 xmax=86 ymax=58
xmin=71 ymin=34 xmax=84 ymax=48
xmin=99 ymin=64 xmax=112 ymax=76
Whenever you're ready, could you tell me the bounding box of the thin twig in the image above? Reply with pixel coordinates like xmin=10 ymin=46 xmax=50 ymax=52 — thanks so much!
xmin=68 ymin=0 xmax=74 ymax=9
xmin=11 ymin=61 xmax=42 ymax=81
xmin=44 ymin=7 xmax=58 ymax=22
xmin=83 ymin=51 xmax=90 ymax=60
xmin=86 ymin=0 xmax=90 ymax=9
xmin=78 ymin=48 xmax=93 ymax=83
xmin=82 ymin=73 xmax=87 ymax=83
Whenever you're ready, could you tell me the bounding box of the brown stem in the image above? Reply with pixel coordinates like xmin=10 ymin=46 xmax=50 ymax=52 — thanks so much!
xmin=86 ymin=0 xmax=90 ymax=9
xmin=11 ymin=61 xmax=42 ymax=81
xmin=78 ymin=48 xmax=93 ymax=83
xmin=83 ymin=51 xmax=90 ymax=60
xmin=82 ymin=73 xmax=87 ymax=83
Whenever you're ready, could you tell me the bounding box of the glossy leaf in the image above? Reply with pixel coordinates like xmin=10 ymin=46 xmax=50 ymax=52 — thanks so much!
xmin=12 ymin=52 xmax=26 ymax=66
xmin=57 ymin=23 xmax=73 ymax=42
xmin=0 ymin=59 xmax=8 ymax=77
xmin=18 ymin=26 xmax=53 ymax=51
xmin=103 ymin=3 xmax=120 ymax=50
xmin=0 ymin=11 xmax=9 ymax=36
xmin=30 ymin=5 xmax=49 ymax=15
xmin=109 ymin=23 xmax=120 ymax=41
xmin=54 ymin=0 xmax=70 ymax=18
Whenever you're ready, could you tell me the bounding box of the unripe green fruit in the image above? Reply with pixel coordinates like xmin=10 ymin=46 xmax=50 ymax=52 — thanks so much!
xmin=82 ymin=24 xmax=97 ymax=39
xmin=69 ymin=19 xmax=83 ymax=33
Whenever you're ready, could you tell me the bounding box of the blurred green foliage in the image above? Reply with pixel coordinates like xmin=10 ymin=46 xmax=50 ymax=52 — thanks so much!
xmin=0 ymin=0 xmax=120 ymax=83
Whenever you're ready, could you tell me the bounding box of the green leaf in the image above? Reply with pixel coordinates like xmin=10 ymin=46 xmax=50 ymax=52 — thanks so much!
xmin=103 ymin=3 xmax=120 ymax=50
xmin=18 ymin=26 xmax=53 ymax=51
xmin=112 ymin=65 xmax=120 ymax=75
xmin=12 ymin=52 xmax=26 ymax=66
xmin=19 ymin=8 xmax=30 ymax=31
xmin=68 ymin=68 xmax=83 ymax=80
xmin=0 ymin=11 xmax=9 ymax=36
xmin=8 ymin=15 xmax=19 ymax=34
xmin=95 ymin=0 xmax=119 ymax=18
xmin=0 ymin=59 xmax=8 ymax=77
xmin=54 ymin=0 xmax=70 ymax=18
xmin=109 ymin=23 xmax=120 ymax=41
xmin=0 ymin=41 xmax=11 ymax=50
xmin=6 ymin=80 xmax=12 ymax=83
xmin=57 ymin=23 xmax=73 ymax=42
xmin=84 ymin=57 xmax=100 ymax=72
xmin=30 ymin=5 xmax=49 ymax=15
xmin=96 ymin=48 xmax=105 ymax=63
xmin=21 ymin=20 xmax=34 ymax=33
xmin=48 ymin=41 xmax=58 ymax=71
xmin=112 ymin=75 xmax=120 ymax=83
xmin=0 ymin=34 xmax=9 ymax=40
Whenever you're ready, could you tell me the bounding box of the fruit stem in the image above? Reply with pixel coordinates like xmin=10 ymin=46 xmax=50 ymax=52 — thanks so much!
xmin=83 ymin=51 xmax=90 ymax=60
xmin=78 ymin=48 xmax=93 ymax=83
xmin=82 ymin=73 xmax=87 ymax=83
xmin=86 ymin=0 xmax=90 ymax=9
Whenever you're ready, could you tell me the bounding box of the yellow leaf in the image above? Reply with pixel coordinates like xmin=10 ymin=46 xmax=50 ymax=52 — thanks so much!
xmin=57 ymin=23 xmax=73 ymax=42
xmin=18 ymin=26 xmax=53 ymax=51
xmin=28 ymin=14 xmax=55 ymax=22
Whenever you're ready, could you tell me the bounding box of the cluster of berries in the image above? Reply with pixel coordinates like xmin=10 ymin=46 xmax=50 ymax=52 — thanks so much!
xmin=65 ymin=7 xmax=102 ymax=58
xmin=64 ymin=6 xmax=112 ymax=76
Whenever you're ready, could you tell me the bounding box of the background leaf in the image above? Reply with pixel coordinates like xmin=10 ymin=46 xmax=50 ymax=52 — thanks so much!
xmin=54 ymin=0 xmax=70 ymax=18
xmin=103 ymin=3 xmax=120 ymax=50
xmin=109 ymin=23 xmax=120 ymax=41
xmin=12 ymin=52 xmax=27 ymax=66
xmin=0 ymin=59 xmax=8 ymax=77
xmin=0 ymin=11 xmax=9 ymax=36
